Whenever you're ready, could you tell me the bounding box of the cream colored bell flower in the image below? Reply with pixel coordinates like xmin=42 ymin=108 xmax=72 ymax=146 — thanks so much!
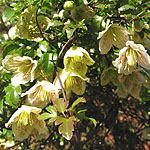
xmin=10 ymin=5 xmax=51 ymax=42
xmin=113 ymin=41 xmax=150 ymax=75
xmin=98 ymin=24 xmax=130 ymax=54
xmin=21 ymin=80 xmax=59 ymax=108
xmin=5 ymin=105 xmax=49 ymax=141
xmin=2 ymin=55 xmax=37 ymax=86
xmin=54 ymin=69 xmax=89 ymax=99
xmin=64 ymin=46 xmax=95 ymax=76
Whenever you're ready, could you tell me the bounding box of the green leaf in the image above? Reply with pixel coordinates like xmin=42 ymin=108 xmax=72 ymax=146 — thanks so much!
xmin=4 ymin=83 xmax=21 ymax=108
xmin=2 ymin=8 xmax=15 ymax=22
xmin=40 ymin=53 xmax=56 ymax=76
xmin=53 ymin=98 xmax=69 ymax=115
xmin=39 ymin=41 xmax=51 ymax=52
xmin=49 ymin=20 xmax=63 ymax=27
xmin=3 ymin=44 xmax=20 ymax=58
xmin=38 ymin=112 xmax=51 ymax=120
xmin=66 ymin=27 xmax=76 ymax=39
xmin=118 ymin=5 xmax=135 ymax=11
xmin=0 ymin=100 xmax=3 ymax=114
xmin=55 ymin=116 xmax=75 ymax=140
xmin=46 ymin=106 xmax=57 ymax=117
xmin=71 ymin=97 xmax=86 ymax=109
xmin=76 ymin=112 xmax=86 ymax=120
xmin=88 ymin=117 xmax=97 ymax=127
xmin=48 ymin=117 xmax=57 ymax=123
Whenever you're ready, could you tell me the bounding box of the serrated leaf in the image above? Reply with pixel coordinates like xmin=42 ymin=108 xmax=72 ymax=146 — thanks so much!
xmin=2 ymin=8 xmax=15 ymax=22
xmin=53 ymin=98 xmax=69 ymax=114
xmin=46 ymin=106 xmax=57 ymax=117
xmin=0 ymin=100 xmax=3 ymax=114
xmin=71 ymin=97 xmax=86 ymax=109
xmin=55 ymin=116 xmax=75 ymax=140
xmin=4 ymin=83 xmax=21 ymax=108
xmin=38 ymin=112 xmax=51 ymax=120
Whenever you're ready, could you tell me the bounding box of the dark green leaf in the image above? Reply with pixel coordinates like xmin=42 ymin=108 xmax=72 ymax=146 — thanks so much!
xmin=3 ymin=44 xmax=20 ymax=58
xmin=40 ymin=53 xmax=56 ymax=76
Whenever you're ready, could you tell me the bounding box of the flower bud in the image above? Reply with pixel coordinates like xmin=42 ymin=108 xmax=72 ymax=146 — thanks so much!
xmin=64 ymin=1 xmax=75 ymax=10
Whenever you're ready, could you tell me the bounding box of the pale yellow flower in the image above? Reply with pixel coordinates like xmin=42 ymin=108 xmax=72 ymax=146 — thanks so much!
xmin=54 ymin=69 xmax=89 ymax=99
xmin=64 ymin=46 xmax=94 ymax=76
xmin=2 ymin=55 xmax=37 ymax=86
xmin=21 ymin=80 xmax=59 ymax=108
xmin=113 ymin=41 xmax=150 ymax=75
xmin=5 ymin=105 xmax=49 ymax=141
xmin=9 ymin=6 xmax=51 ymax=42
xmin=98 ymin=24 xmax=130 ymax=54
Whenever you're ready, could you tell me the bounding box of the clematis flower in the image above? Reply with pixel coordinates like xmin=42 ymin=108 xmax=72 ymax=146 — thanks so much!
xmin=101 ymin=67 xmax=146 ymax=98
xmin=113 ymin=41 xmax=150 ymax=75
xmin=98 ymin=24 xmax=130 ymax=54
xmin=64 ymin=46 xmax=95 ymax=76
xmin=2 ymin=55 xmax=37 ymax=86
xmin=5 ymin=105 xmax=49 ymax=141
xmin=101 ymin=66 xmax=119 ymax=86
xmin=21 ymin=80 xmax=59 ymax=108
xmin=116 ymin=71 xmax=145 ymax=98
xmin=54 ymin=69 xmax=89 ymax=99
xmin=8 ymin=6 xmax=51 ymax=42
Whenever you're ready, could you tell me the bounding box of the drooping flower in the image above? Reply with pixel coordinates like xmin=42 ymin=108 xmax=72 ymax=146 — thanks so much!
xmin=116 ymin=72 xmax=145 ymax=98
xmin=64 ymin=46 xmax=95 ymax=76
xmin=54 ymin=69 xmax=89 ymax=99
xmin=2 ymin=55 xmax=37 ymax=86
xmin=21 ymin=80 xmax=59 ymax=108
xmin=8 ymin=5 xmax=51 ymax=42
xmin=98 ymin=24 xmax=130 ymax=54
xmin=113 ymin=41 xmax=150 ymax=75
xmin=101 ymin=66 xmax=119 ymax=86
xmin=5 ymin=105 xmax=49 ymax=141
xmin=101 ymin=67 xmax=146 ymax=98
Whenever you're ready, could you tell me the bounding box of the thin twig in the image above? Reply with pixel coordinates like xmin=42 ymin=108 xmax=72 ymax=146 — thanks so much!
xmin=56 ymin=71 xmax=67 ymax=101
xmin=53 ymin=37 xmax=73 ymax=102
xmin=55 ymin=37 xmax=74 ymax=70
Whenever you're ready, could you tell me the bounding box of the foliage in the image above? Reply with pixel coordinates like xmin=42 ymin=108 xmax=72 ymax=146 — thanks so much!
xmin=0 ymin=0 xmax=150 ymax=149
